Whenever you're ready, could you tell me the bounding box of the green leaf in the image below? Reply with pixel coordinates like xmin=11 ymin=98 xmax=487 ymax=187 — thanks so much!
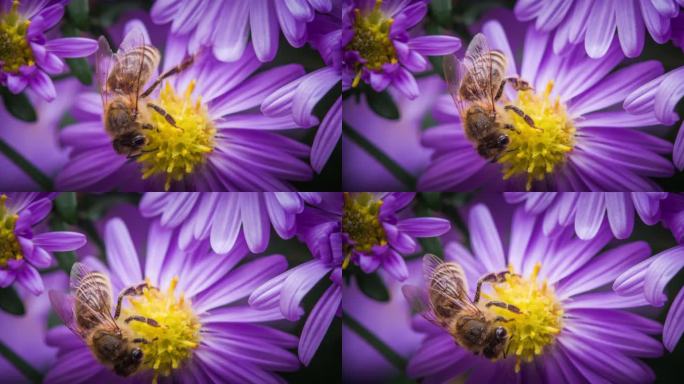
xmin=55 ymin=192 xmax=78 ymax=224
xmin=356 ymin=272 xmax=390 ymax=302
xmin=0 ymin=286 xmax=25 ymax=316
xmin=67 ymin=0 xmax=89 ymax=29
xmin=366 ymin=90 xmax=400 ymax=120
xmin=0 ymin=88 xmax=37 ymax=122
xmin=430 ymin=0 xmax=453 ymax=26
xmin=66 ymin=58 xmax=93 ymax=85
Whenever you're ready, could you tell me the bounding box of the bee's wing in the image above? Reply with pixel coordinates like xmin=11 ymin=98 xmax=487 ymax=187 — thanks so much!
xmin=463 ymin=33 xmax=496 ymax=110
xmin=70 ymin=262 xmax=119 ymax=330
xmin=401 ymin=284 xmax=441 ymax=326
xmin=442 ymin=53 xmax=467 ymax=116
xmin=95 ymin=36 xmax=114 ymax=110
xmin=422 ymin=254 xmax=478 ymax=313
xmin=117 ymin=25 xmax=160 ymax=109
xmin=48 ymin=290 xmax=85 ymax=338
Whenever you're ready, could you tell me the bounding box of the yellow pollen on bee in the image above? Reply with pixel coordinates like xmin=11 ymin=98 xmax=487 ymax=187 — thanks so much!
xmin=137 ymin=79 xmax=216 ymax=190
xmin=0 ymin=0 xmax=34 ymax=73
xmin=346 ymin=0 xmax=397 ymax=87
xmin=0 ymin=194 xmax=22 ymax=268
xmin=497 ymin=80 xmax=575 ymax=190
xmin=121 ymin=276 xmax=201 ymax=383
xmin=482 ymin=263 xmax=563 ymax=373
xmin=342 ymin=192 xmax=387 ymax=254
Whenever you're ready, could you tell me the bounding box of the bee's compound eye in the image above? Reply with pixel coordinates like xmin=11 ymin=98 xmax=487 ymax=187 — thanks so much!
xmin=132 ymin=135 xmax=146 ymax=147
xmin=131 ymin=348 xmax=143 ymax=361
xmin=496 ymin=326 xmax=507 ymax=340
xmin=497 ymin=135 xmax=509 ymax=147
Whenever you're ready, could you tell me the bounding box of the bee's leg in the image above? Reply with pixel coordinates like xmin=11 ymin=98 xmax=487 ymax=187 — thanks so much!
xmin=474 ymin=271 xmax=519 ymax=303
xmin=140 ymin=55 xmax=195 ymax=98
xmin=504 ymin=105 xmax=536 ymax=129
xmin=147 ymin=103 xmax=180 ymax=129
xmin=485 ymin=300 xmax=522 ymax=314
xmin=124 ymin=315 xmax=160 ymax=327
xmin=503 ymin=123 xmax=520 ymax=134
xmin=142 ymin=123 xmax=157 ymax=132
xmin=505 ymin=77 xmax=532 ymax=92
xmin=494 ymin=316 xmax=511 ymax=323
xmin=114 ymin=282 xmax=158 ymax=320
xmin=495 ymin=80 xmax=506 ymax=101
xmin=132 ymin=337 xmax=159 ymax=344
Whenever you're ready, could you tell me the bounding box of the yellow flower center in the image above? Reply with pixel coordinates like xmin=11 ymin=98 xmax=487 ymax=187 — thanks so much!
xmin=122 ymin=276 xmax=201 ymax=383
xmin=342 ymin=193 xmax=387 ymax=262
xmin=346 ymin=0 xmax=397 ymax=87
xmin=138 ymin=80 xmax=216 ymax=190
xmin=0 ymin=194 xmax=22 ymax=268
xmin=0 ymin=0 xmax=34 ymax=73
xmin=483 ymin=263 xmax=563 ymax=372
xmin=497 ymin=81 xmax=575 ymax=190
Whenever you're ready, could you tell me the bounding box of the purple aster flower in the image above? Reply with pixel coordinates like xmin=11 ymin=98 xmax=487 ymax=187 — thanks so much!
xmin=662 ymin=193 xmax=684 ymax=243
xmin=262 ymin=10 xmax=342 ymax=173
xmin=615 ymin=246 xmax=684 ymax=352
xmin=139 ymin=192 xmax=321 ymax=254
xmin=515 ymin=0 xmax=683 ymax=59
xmin=624 ymin=65 xmax=684 ymax=170
xmin=250 ymin=193 xmax=342 ymax=366
xmin=0 ymin=193 xmax=85 ymax=295
xmin=150 ymin=0 xmax=332 ymax=63
xmin=505 ymin=192 xmax=668 ymax=240
xmin=0 ymin=0 xmax=97 ymax=101
xmin=46 ymin=217 xmax=299 ymax=383
xmin=406 ymin=203 xmax=662 ymax=382
xmin=55 ymin=20 xmax=313 ymax=191
xmin=342 ymin=192 xmax=450 ymax=280
xmin=342 ymin=0 xmax=461 ymax=99
xmin=419 ymin=16 xmax=674 ymax=191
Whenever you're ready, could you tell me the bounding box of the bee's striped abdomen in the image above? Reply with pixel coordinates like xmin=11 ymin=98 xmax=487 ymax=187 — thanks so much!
xmin=107 ymin=45 xmax=161 ymax=95
xmin=75 ymin=272 xmax=114 ymax=330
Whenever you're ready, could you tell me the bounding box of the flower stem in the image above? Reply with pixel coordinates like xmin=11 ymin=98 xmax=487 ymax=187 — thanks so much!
xmin=343 ymin=122 xmax=416 ymax=190
xmin=0 ymin=341 xmax=43 ymax=384
xmin=342 ymin=311 xmax=407 ymax=372
xmin=0 ymin=139 xmax=53 ymax=190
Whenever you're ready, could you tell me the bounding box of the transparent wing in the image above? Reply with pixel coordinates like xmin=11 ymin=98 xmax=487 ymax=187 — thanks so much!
xmin=401 ymin=284 xmax=441 ymax=326
xmin=70 ymin=262 xmax=119 ymax=330
xmin=119 ymin=26 xmax=147 ymax=109
xmin=442 ymin=53 xmax=467 ymax=116
xmin=95 ymin=36 xmax=114 ymax=109
xmin=422 ymin=254 xmax=478 ymax=313
xmin=48 ymin=290 xmax=84 ymax=338
xmin=463 ymin=33 xmax=496 ymax=109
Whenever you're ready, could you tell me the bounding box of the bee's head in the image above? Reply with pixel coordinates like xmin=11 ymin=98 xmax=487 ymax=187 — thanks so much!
xmin=483 ymin=326 xmax=509 ymax=359
xmin=112 ymin=132 xmax=147 ymax=155
xmin=112 ymin=346 xmax=144 ymax=377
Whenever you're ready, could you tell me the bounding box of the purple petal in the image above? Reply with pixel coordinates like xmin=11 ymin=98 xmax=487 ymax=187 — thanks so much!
xmin=676 ymin=122 xmax=684 ymax=171
xmin=407 ymin=35 xmax=461 ymax=56
xmin=212 ymin=1 xmax=249 ymax=61
xmin=210 ymin=194 xmax=241 ymax=254
xmin=468 ymin=204 xmax=506 ymax=271
xmin=641 ymin=0 xmax=672 ymax=43
xmin=292 ymin=67 xmax=339 ymax=127
xmin=263 ymin=193 xmax=296 ymax=239
xmin=25 ymin=245 xmax=52 ymax=268
xmin=240 ymin=193 xmax=270 ymax=253
xmin=45 ymin=38 xmax=97 ymax=58
xmin=584 ymin=0 xmax=617 ymax=58
xmin=104 ymin=218 xmax=142 ymax=288
xmin=392 ymin=67 xmax=419 ymax=100
xmin=604 ymin=192 xmax=634 ymax=239
xmin=574 ymin=193 xmax=606 ymax=240
xmin=250 ymin=0 xmax=279 ymax=62
xmin=654 ymin=66 xmax=684 ymax=125
xmin=203 ymin=305 xmax=285 ymax=323
xmin=383 ymin=249 xmax=409 ymax=281
xmin=298 ymin=284 xmax=340 ymax=365
xmin=664 ymin=285 xmax=684 ymax=352
xmin=55 ymin=148 xmax=125 ymax=190
xmin=615 ymin=0 xmax=645 ymax=57
xmin=565 ymin=291 xmax=650 ymax=309
xmin=311 ymin=97 xmax=341 ymax=173
xmin=613 ymin=254 xmax=657 ymax=296
xmin=280 ymin=259 xmax=330 ymax=321
xmin=16 ymin=264 xmax=44 ymax=295
xmin=32 ymin=231 xmax=86 ymax=252
xmin=396 ymin=217 xmax=450 ymax=237
xmin=644 ymin=245 xmax=684 ymax=306
xmin=29 ymin=69 xmax=56 ymax=101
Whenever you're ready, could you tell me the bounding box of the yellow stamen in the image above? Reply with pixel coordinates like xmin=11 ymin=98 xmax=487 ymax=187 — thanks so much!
xmin=346 ymin=0 xmax=397 ymax=83
xmin=342 ymin=192 xmax=387 ymax=253
xmin=121 ymin=276 xmax=201 ymax=383
xmin=0 ymin=194 xmax=22 ymax=268
xmin=497 ymin=81 xmax=575 ymax=190
xmin=0 ymin=0 xmax=33 ymax=73
xmin=482 ymin=263 xmax=563 ymax=372
xmin=137 ymin=80 xmax=216 ymax=190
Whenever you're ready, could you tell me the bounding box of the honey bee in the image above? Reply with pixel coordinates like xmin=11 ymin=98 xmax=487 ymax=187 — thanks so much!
xmin=96 ymin=25 xmax=193 ymax=158
xmin=49 ymin=262 xmax=159 ymax=377
xmin=443 ymin=33 xmax=535 ymax=161
xmin=402 ymin=254 xmax=521 ymax=360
